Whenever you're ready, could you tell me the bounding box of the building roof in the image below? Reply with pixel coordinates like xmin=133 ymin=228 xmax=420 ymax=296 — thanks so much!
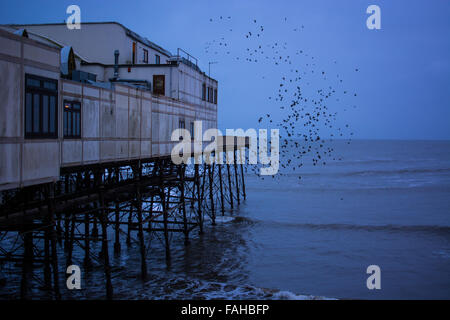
xmin=1 ymin=22 xmax=217 ymax=82
xmin=3 ymin=21 xmax=173 ymax=58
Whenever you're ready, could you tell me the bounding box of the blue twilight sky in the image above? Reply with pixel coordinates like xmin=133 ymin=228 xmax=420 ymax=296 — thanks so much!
xmin=1 ymin=0 xmax=449 ymax=140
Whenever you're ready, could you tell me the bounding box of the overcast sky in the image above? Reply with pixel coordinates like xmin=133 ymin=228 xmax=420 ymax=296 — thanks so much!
xmin=1 ymin=0 xmax=449 ymax=140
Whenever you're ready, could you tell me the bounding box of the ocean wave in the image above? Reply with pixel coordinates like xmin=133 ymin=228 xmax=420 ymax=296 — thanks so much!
xmin=342 ymin=167 xmax=450 ymax=177
xmin=134 ymin=275 xmax=335 ymax=300
xmin=231 ymin=217 xmax=450 ymax=235
xmin=272 ymin=290 xmax=336 ymax=300
xmin=332 ymin=158 xmax=440 ymax=165
xmin=275 ymin=167 xmax=450 ymax=177
xmin=432 ymin=249 xmax=450 ymax=259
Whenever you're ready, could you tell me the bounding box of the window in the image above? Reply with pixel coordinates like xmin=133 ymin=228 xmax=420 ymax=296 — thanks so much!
xmin=63 ymin=101 xmax=81 ymax=138
xmin=132 ymin=42 xmax=136 ymax=64
xmin=208 ymin=87 xmax=214 ymax=103
xmin=213 ymin=88 xmax=218 ymax=104
xmin=178 ymin=119 xmax=185 ymax=141
xmin=143 ymin=49 xmax=148 ymax=63
xmin=190 ymin=122 xmax=194 ymax=140
xmin=153 ymin=75 xmax=165 ymax=95
xmin=155 ymin=54 xmax=160 ymax=64
xmin=202 ymin=83 xmax=206 ymax=101
xmin=25 ymin=74 xmax=58 ymax=138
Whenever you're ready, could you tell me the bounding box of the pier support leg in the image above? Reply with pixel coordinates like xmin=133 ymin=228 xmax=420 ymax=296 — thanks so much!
xmin=83 ymin=212 xmax=91 ymax=270
xmin=218 ymin=164 xmax=225 ymax=216
xmin=20 ymin=230 xmax=33 ymax=300
xmin=180 ymin=165 xmax=189 ymax=245
xmin=227 ymin=163 xmax=234 ymax=209
xmin=135 ymin=181 xmax=148 ymax=279
xmin=64 ymin=212 xmax=70 ymax=251
xmin=208 ymin=164 xmax=216 ymax=225
xmin=234 ymin=150 xmax=240 ymax=205
xmin=98 ymin=186 xmax=113 ymax=300
xmin=66 ymin=213 xmax=75 ymax=267
xmin=44 ymin=224 xmax=51 ymax=290
xmin=240 ymin=162 xmax=246 ymax=200
xmin=91 ymin=214 xmax=99 ymax=238
xmin=126 ymin=206 xmax=133 ymax=246
xmin=114 ymin=201 xmax=121 ymax=255
xmin=162 ymin=187 xmax=171 ymax=265
xmin=47 ymin=185 xmax=61 ymax=300
xmin=147 ymin=195 xmax=154 ymax=233
xmin=56 ymin=214 xmax=63 ymax=245
xmin=195 ymin=164 xmax=203 ymax=235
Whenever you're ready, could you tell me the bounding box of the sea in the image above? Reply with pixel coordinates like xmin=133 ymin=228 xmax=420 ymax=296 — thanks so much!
xmin=1 ymin=139 xmax=449 ymax=299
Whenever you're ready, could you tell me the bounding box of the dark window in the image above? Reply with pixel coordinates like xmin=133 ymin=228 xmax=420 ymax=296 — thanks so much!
xmin=213 ymin=88 xmax=218 ymax=104
xmin=63 ymin=101 xmax=81 ymax=138
xmin=155 ymin=54 xmax=160 ymax=64
xmin=202 ymin=83 xmax=206 ymax=101
xmin=190 ymin=122 xmax=194 ymax=140
xmin=178 ymin=119 xmax=185 ymax=141
xmin=153 ymin=75 xmax=165 ymax=95
xmin=25 ymin=74 xmax=58 ymax=138
xmin=132 ymin=42 xmax=136 ymax=64
xmin=208 ymin=87 xmax=214 ymax=103
xmin=143 ymin=49 xmax=148 ymax=63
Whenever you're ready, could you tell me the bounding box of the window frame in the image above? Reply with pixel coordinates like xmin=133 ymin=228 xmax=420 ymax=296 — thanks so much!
xmin=143 ymin=49 xmax=148 ymax=64
xmin=63 ymin=100 xmax=82 ymax=139
xmin=202 ymin=83 xmax=206 ymax=101
xmin=190 ymin=122 xmax=195 ymax=141
xmin=155 ymin=54 xmax=160 ymax=64
xmin=153 ymin=75 xmax=165 ymax=95
xmin=24 ymin=74 xmax=58 ymax=139
xmin=213 ymin=88 xmax=218 ymax=104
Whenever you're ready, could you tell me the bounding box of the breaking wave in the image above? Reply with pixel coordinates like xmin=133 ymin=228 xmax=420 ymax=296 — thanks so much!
xmin=131 ymin=275 xmax=335 ymax=300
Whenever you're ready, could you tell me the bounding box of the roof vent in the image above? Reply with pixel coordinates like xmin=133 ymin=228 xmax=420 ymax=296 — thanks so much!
xmin=13 ymin=28 xmax=28 ymax=38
